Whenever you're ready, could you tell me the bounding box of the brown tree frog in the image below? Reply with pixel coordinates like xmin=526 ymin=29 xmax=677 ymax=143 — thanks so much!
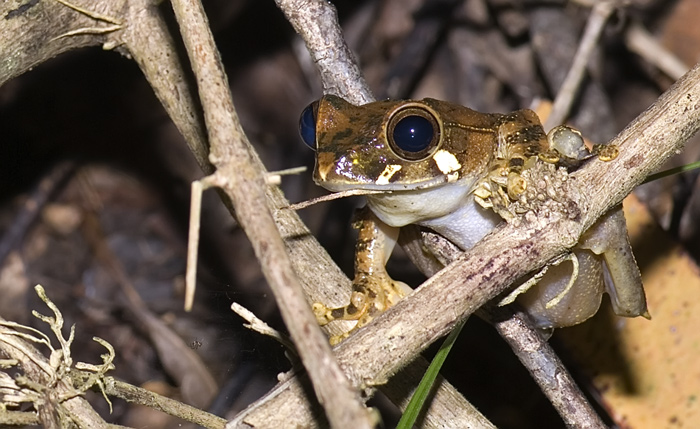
xmin=299 ymin=95 xmax=648 ymax=344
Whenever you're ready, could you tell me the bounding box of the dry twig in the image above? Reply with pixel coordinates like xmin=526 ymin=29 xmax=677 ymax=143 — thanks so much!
xmin=544 ymin=1 xmax=616 ymax=130
xmin=274 ymin=0 xmax=373 ymax=105
xmin=167 ymin=0 xmax=375 ymax=427
xmin=625 ymin=21 xmax=689 ymax=81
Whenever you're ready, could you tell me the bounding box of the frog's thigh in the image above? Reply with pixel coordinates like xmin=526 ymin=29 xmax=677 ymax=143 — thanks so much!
xmin=579 ymin=206 xmax=649 ymax=318
xmin=517 ymin=250 xmax=605 ymax=328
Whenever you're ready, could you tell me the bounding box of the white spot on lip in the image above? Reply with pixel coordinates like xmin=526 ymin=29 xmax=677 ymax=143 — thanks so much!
xmin=433 ymin=149 xmax=461 ymax=174
xmin=376 ymin=164 xmax=402 ymax=185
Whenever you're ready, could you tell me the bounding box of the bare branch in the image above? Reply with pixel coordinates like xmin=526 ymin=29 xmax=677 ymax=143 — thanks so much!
xmin=166 ymin=0 xmax=375 ymax=427
xmin=0 ymin=0 xmax=127 ymax=87
xmin=544 ymin=1 xmax=615 ymax=130
xmin=121 ymin=0 xmax=211 ymax=170
xmin=274 ymin=0 xmax=373 ymax=105
xmin=625 ymin=21 xmax=689 ymax=81
xmin=417 ymin=230 xmax=605 ymax=428
xmin=481 ymin=306 xmax=605 ymax=428
xmin=103 ymin=377 xmax=226 ymax=429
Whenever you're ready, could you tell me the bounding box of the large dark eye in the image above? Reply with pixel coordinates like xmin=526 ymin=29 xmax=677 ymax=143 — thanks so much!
xmin=387 ymin=106 xmax=441 ymax=160
xmin=299 ymin=102 xmax=318 ymax=150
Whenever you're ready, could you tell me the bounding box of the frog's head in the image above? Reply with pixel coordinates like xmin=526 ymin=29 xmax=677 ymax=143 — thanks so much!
xmin=299 ymin=95 xmax=497 ymax=193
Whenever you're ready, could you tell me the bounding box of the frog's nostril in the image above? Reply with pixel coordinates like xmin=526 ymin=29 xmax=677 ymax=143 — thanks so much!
xmin=299 ymin=103 xmax=317 ymax=150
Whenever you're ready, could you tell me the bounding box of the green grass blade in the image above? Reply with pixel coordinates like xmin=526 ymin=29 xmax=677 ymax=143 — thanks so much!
xmin=643 ymin=160 xmax=700 ymax=184
xmin=396 ymin=318 xmax=467 ymax=429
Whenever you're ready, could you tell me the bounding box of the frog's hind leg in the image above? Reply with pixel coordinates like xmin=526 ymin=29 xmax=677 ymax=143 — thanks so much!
xmin=312 ymin=208 xmax=410 ymax=345
xmin=579 ymin=206 xmax=650 ymax=319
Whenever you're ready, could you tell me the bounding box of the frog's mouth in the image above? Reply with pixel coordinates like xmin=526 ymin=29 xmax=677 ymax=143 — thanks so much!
xmin=314 ymin=148 xmax=465 ymax=193
xmin=315 ymin=174 xmax=460 ymax=194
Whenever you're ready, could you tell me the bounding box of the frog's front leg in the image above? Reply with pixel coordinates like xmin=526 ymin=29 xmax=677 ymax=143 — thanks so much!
xmin=312 ymin=207 xmax=411 ymax=344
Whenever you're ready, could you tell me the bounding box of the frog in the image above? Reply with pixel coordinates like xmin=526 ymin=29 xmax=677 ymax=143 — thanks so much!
xmin=299 ymin=94 xmax=649 ymax=344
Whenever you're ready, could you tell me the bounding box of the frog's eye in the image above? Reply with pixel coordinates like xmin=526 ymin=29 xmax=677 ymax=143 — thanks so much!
xmin=299 ymin=102 xmax=318 ymax=150
xmin=387 ymin=106 xmax=441 ymax=160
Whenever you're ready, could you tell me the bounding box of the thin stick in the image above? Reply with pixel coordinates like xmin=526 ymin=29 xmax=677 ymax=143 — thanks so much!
xmin=412 ymin=231 xmax=605 ymax=428
xmin=625 ymin=21 xmax=689 ymax=81
xmin=167 ymin=0 xmax=375 ymax=427
xmin=274 ymin=0 xmax=373 ymax=106
xmin=481 ymin=306 xmax=606 ymax=428
xmin=230 ymin=302 xmax=296 ymax=352
xmin=184 ymin=177 xmax=217 ymax=311
xmin=104 ymin=377 xmax=226 ymax=429
xmin=544 ymin=1 xmax=615 ymax=130
xmin=265 ymin=166 xmax=307 ymax=186
xmin=286 ymin=189 xmax=384 ymax=211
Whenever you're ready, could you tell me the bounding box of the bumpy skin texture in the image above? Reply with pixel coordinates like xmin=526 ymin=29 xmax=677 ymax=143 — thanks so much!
xmin=306 ymin=95 xmax=648 ymax=342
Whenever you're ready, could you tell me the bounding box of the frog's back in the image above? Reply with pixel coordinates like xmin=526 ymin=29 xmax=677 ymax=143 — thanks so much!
xmin=423 ymin=99 xmax=549 ymax=170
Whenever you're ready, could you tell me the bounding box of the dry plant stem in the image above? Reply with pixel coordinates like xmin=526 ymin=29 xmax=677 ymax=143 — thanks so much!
xmin=120 ymin=0 xmax=211 ymax=170
xmin=185 ymin=178 xmax=210 ymax=311
xmin=232 ymin=61 xmax=700 ymax=426
xmin=0 ymin=0 xmax=210 ymax=169
xmin=480 ymin=306 xmax=605 ymax=428
xmin=274 ymin=0 xmax=374 ymax=104
xmin=103 ymin=377 xmax=227 ymax=429
xmin=625 ymin=21 xmax=689 ymax=81
xmin=0 ymin=0 xmax=126 ymax=86
xmin=167 ymin=0 xmax=374 ymax=428
xmin=230 ymin=302 xmax=297 ymax=352
xmin=544 ymin=1 xmax=615 ymax=130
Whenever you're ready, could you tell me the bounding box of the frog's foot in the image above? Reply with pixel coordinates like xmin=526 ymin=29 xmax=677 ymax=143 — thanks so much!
xmin=312 ymin=290 xmax=370 ymax=326
xmin=313 ymin=276 xmax=410 ymax=345
xmin=579 ymin=206 xmax=649 ymax=319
